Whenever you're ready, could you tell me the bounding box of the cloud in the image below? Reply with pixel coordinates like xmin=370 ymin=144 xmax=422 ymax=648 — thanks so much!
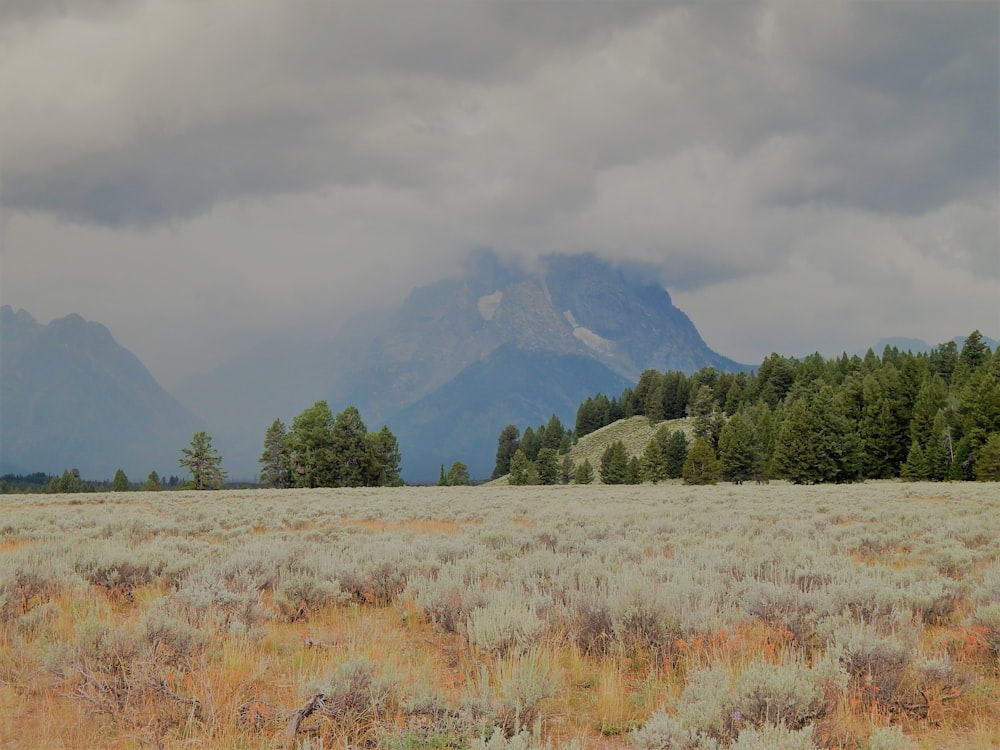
xmin=1 ymin=1 xmax=996 ymax=383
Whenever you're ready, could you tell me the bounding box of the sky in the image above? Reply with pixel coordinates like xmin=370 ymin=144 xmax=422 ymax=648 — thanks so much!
xmin=1 ymin=1 xmax=997 ymax=389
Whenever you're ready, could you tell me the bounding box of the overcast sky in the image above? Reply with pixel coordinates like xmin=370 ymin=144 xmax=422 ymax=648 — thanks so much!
xmin=1 ymin=1 xmax=997 ymax=389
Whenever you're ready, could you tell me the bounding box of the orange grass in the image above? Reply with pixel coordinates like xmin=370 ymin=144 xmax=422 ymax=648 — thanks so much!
xmin=3 ymin=579 xmax=1000 ymax=749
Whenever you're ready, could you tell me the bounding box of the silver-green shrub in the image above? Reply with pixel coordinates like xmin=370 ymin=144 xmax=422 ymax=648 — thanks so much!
xmin=729 ymin=723 xmax=819 ymax=750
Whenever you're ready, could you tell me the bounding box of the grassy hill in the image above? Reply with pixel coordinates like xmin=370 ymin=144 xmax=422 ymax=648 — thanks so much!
xmin=489 ymin=414 xmax=698 ymax=485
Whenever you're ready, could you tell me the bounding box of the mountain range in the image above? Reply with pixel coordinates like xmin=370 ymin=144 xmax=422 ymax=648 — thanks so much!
xmin=173 ymin=252 xmax=745 ymax=481
xmin=0 ymin=306 xmax=202 ymax=479
xmin=8 ymin=253 xmax=992 ymax=484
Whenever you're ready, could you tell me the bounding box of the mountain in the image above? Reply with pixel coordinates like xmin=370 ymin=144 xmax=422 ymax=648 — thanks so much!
xmin=0 ymin=306 xmax=202 ymax=480
xmin=391 ymin=344 xmax=634 ymax=480
xmin=174 ymin=252 xmax=746 ymax=482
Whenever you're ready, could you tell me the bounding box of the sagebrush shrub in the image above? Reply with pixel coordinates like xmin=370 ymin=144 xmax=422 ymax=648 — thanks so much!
xmin=729 ymin=723 xmax=819 ymax=750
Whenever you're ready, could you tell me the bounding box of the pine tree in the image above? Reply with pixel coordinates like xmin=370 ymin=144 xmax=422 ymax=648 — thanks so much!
xmin=560 ymin=455 xmax=574 ymax=484
xmin=717 ymin=412 xmax=760 ymax=484
xmin=573 ymin=458 xmax=594 ymax=484
xmin=535 ymin=447 xmax=559 ymax=485
xmin=682 ymin=438 xmax=721 ymax=485
xmin=331 ymin=406 xmax=370 ymax=487
xmin=446 ymin=461 xmax=471 ymax=486
xmin=367 ymin=425 xmax=402 ymax=487
xmin=974 ymin=433 xmax=1000 ymax=481
xmin=600 ymin=441 xmax=629 ymax=484
xmin=520 ymin=426 xmax=541 ymax=461
xmin=640 ymin=435 xmax=668 ymax=483
xmin=541 ymin=415 xmax=566 ymax=452
xmin=179 ymin=431 xmax=226 ymax=490
xmin=259 ymin=418 xmax=291 ymax=488
xmin=492 ymin=425 xmax=521 ymax=479
xmin=140 ymin=470 xmax=163 ymax=492
xmin=508 ymin=449 xmax=530 ymax=486
xmin=288 ymin=401 xmax=335 ymax=488
xmin=663 ymin=429 xmax=689 ymax=479
xmin=626 ymin=455 xmax=642 ymax=484
xmin=110 ymin=469 xmax=129 ymax=492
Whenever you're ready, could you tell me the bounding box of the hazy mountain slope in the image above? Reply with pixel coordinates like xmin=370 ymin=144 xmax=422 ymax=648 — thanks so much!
xmin=0 ymin=306 xmax=202 ymax=479
xmin=172 ymin=252 xmax=749 ymax=481
xmin=390 ymin=344 xmax=633 ymax=482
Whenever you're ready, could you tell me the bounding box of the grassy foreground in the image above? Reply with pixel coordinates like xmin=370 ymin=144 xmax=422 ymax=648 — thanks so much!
xmin=1 ymin=482 xmax=998 ymax=749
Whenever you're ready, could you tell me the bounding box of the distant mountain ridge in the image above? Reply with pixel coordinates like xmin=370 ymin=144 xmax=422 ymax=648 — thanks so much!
xmin=175 ymin=252 xmax=745 ymax=482
xmin=0 ymin=305 xmax=202 ymax=479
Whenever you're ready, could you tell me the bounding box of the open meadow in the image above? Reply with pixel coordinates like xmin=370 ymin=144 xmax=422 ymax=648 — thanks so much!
xmin=1 ymin=482 xmax=998 ymax=749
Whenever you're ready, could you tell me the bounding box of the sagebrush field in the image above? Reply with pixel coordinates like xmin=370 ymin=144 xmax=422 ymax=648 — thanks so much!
xmin=1 ymin=482 xmax=998 ymax=749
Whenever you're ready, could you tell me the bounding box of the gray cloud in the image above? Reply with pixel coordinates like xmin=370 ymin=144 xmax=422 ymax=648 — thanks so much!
xmin=1 ymin=1 xmax=996 ymax=383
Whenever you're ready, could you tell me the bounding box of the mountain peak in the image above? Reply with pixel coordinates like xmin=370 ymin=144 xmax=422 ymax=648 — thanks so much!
xmin=1 ymin=308 xmax=201 ymax=478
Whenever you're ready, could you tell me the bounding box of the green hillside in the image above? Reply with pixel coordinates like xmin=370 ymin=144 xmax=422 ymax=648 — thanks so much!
xmin=490 ymin=415 xmax=696 ymax=485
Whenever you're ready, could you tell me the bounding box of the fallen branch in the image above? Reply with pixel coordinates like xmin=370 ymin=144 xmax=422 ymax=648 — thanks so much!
xmin=283 ymin=693 xmax=326 ymax=748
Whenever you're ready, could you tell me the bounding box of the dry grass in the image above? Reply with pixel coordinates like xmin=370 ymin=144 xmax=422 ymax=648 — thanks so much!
xmin=1 ymin=482 xmax=998 ymax=749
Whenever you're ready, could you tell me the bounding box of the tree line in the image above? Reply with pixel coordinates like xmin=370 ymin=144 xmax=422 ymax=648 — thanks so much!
xmin=2 ymin=400 xmax=402 ymax=493
xmin=492 ymin=331 xmax=1000 ymax=484
xmin=0 ymin=469 xmax=181 ymax=494
xmin=257 ymin=401 xmax=402 ymax=488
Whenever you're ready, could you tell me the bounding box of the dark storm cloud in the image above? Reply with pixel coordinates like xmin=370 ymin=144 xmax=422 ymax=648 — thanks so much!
xmin=1 ymin=1 xmax=996 ymax=382
xmin=4 ymin=2 xmax=993 ymax=230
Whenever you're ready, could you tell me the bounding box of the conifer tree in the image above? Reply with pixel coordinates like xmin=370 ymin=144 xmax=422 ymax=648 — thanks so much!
xmin=600 ymin=440 xmax=629 ymax=484
xmin=508 ymin=449 xmax=530 ymax=486
xmin=717 ymin=412 xmax=760 ymax=483
xmin=367 ymin=425 xmax=402 ymax=486
xmin=288 ymin=401 xmax=335 ymax=488
xmin=140 ymin=470 xmax=163 ymax=492
xmin=179 ymin=431 xmax=226 ymax=490
xmin=535 ymin=447 xmax=559 ymax=485
xmin=331 ymin=406 xmax=370 ymax=487
xmin=560 ymin=455 xmax=574 ymax=484
xmin=974 ymin=433 xmax=1000 ymax=481
xmin=640 ymin=434 xmax=668 ymax=483
xmin=573 ymin=458 xmax=594 ymax=484
xmin=446 ymin=461 xmax=471 ymax=486
xmin=663 ymin=429 xmax=689 ymax=479
xmin=682 ymin=438 xmax=721 ymax=485
xmin=492 ymin=425 xmax=521 ymax=479
xmin=626 ymin=455 xmax=642 ymax=484
xmin=259 ymin=418 xmax=291 ymax=488
xmin=111 ymin=469 xmax=129 ymax=492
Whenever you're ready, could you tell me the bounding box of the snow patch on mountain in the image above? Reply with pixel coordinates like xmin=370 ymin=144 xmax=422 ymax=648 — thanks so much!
xmin=563 ymin=310 xmax=615 ymax=355
xmin=477 ymin=291 xmax=503 ymax=320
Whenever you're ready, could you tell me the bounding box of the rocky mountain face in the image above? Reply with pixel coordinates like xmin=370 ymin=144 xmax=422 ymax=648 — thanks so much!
xmin=0 ymin=306 xmax=202 ymax=479
xmin=175 ymin=252 xmax=745 ymax=482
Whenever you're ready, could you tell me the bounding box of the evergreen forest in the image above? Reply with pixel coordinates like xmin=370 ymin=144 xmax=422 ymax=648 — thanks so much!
xmin=495 ymin=331 xmax=1000 ymax=484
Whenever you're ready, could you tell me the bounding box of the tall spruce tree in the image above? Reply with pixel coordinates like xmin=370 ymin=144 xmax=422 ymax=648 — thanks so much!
xmin=536 ymin=447 xmax=559 ymax=485
xmin=573 ymin=458 xmax=595 ymax=484
xmin=508 ymin=449 xmax=530 ymax=486
xmin=259 ymin=418 xmax=292 ymax=488
xmin=179 ymin=431 xmax=226 ymax=490
xmin=330 ymin=406 xmax=370 ymax=487
xmin=600 ymin=440 xmax=629 ymax=484
xmin=111 ymin=469 xmax=129 ymax=492
xmin=663 ymin=429 xmax=689 ymax=479
xmin=367 ymin=425 xmax=402 ymax=486
xmin=492 ymin=424 xmax=521 ymax=479
xmin=288 ymin=401 xmax=335 ymax=488
xmin=682 ymin=437 xmax=721 ymax=485
xmin=717 ymin=412 xmax=760 ymax=483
